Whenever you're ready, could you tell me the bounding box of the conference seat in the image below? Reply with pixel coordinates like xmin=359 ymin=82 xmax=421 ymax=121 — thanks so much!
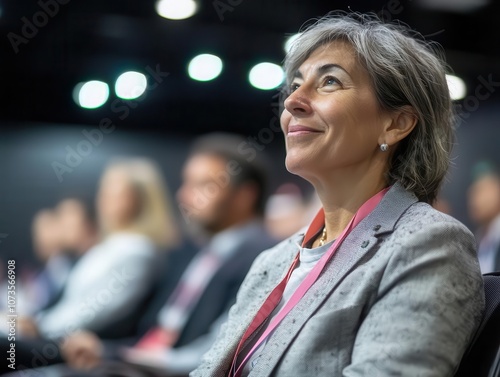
xmin=455 ymin=272 xmax=500 ymax=377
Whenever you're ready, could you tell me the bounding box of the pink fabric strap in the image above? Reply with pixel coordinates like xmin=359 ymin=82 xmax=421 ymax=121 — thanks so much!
xmin=230 ymin=187 xmax=389 ymax=376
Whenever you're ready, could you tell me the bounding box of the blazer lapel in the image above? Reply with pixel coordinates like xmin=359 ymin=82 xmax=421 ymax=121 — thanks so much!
xmin=212 ymin=233 xmax=303 ymax=376
xmin=250 ymin=183 xmax=418 ymax=377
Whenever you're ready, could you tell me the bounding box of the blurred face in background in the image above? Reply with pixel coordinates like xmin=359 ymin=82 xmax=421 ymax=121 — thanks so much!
xmin=468 ymin=174 xmax=500 ymax=227
xmin=32 ymin=210 xmax=62 ymax=262
xmin=57 ymin=199 xmax=95 ymax=254
xmin=97 ymin=169 xmax=141 ymax=232
xmin=177 ymin=153 xmax=242 ymax=234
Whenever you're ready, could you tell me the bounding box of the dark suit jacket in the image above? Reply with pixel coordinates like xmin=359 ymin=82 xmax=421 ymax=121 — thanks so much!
xmin=174 ymin=225 xmax=277 ymax=347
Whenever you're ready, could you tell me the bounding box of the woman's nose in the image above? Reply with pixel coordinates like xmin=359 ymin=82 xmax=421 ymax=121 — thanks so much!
xmin=284 ymin=87 xmax=312 ymax=116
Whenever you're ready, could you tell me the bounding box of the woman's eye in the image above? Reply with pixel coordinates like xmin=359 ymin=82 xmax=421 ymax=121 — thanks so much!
xmin=323 ymin=76 xmax=340 ymax=86
xmin=289 ymin=83 xmax=300 ymax=93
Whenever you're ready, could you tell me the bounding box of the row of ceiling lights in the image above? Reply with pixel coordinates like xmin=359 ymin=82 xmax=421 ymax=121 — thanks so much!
xmin=73 ymin=4 xmax=467 ymax=109
xmin=74 ymin=70 xmax=467 ymax=110
xmin=74 ymin=55 xmax=285 ymax=109
xmin=73 ymin=13 xmax=303 ymax=109
xmin=75 ymin=70 xmax=466 ymax=110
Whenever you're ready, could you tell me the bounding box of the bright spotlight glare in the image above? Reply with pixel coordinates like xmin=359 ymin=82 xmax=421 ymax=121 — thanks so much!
xmin=115 ymin=71 xmax=147 ymax=100
xmin=188 ymin=54 xmax=223 ymax=82
xmin=446 ymin=74 xmax=467 ymax=100
xmin=284 ymin=33 xmax=301 ymax=53
xmin=77 ymin=81 xmax=109 ymax=109
xmin=155 ymin=0 xmax=197 ymax=20
xmin=249 ymin=62 xmax=284 ymax=90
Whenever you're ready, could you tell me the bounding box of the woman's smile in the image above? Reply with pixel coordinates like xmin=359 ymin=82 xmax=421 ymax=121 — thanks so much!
xmin=287 ymin=124 xmax=323 ymax=136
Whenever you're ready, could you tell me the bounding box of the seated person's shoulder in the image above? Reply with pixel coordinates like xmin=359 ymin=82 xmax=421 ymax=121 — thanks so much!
xmin=396 ymin=201 xmax=473 ymax=240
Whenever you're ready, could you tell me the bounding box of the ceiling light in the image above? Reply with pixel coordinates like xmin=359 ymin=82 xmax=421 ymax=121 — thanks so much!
xmin=188 ymin=54 xmax=223 ymax=82
xmin=155 ymin=0 xmax=197 ymax=20
xmin=115 ymin=71 xmax=148 ymax=100
xmin=446 ymin=74 xmax=467 ymax=101
xmin=74 ymin=81 xmax=109 ymax=109
xmin=249 ymin=62 xmax=284 ymax=90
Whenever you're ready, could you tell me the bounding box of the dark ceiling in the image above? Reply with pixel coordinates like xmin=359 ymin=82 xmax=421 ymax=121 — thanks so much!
xmin=1 ymin=0 xmax=499 ymax=135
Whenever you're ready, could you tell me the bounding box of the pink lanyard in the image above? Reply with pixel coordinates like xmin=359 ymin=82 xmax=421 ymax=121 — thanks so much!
xmin=230 ymin=187 xmax=389 ymax=377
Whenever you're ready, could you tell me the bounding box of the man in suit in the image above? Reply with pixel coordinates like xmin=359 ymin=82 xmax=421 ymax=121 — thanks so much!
xmin=33 ymin=133 xmax=277 ymax=377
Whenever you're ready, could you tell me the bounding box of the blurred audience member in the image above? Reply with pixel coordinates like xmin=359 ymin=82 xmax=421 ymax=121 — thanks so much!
xmin=433 ymin=196 xmax=453 ymax=216
xmin=18 ymin=157 xmax=179 ymax=340
xmin=32 ymin=210 xmax=63 ymax=264
xmin=21 ymin=209 xmax=68 ymax=314
xmin=468 ymin=161 xmax=500 ymax=273
xmin=264 ymin=183 xmax=318 ymax=240
xmin=56 ymin=198 xmax=98 ymax=258
xmin=22 ymin=200 xmax=98 ymax=315
xmin=40 ymin=133 xmax=278 ymax=377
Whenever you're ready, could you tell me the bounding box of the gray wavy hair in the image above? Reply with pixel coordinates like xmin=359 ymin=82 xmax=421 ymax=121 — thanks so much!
xmin=283 ymin=12 xmax=454 ymax=203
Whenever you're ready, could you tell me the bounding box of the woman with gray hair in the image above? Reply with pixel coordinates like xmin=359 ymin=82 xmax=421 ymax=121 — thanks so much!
xmin=192 ymin=12 xmax=484 ymax=377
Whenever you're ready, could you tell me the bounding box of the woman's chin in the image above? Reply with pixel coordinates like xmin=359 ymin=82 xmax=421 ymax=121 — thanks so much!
xmin=284 ymin=155 xmax=311 ymax=177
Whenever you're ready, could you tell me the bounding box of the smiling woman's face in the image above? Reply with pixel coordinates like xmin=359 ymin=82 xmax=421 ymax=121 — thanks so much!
xmin=280 ymin=40 xmax=392 ymax=184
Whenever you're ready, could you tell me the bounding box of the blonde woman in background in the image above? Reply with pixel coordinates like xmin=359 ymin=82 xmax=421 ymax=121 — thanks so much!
xmin=19 ymin=157 xmax=179 ymax=340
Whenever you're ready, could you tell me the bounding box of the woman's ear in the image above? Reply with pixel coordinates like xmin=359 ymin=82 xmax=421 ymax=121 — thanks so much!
xmin=380 ymin=106 xmax=418 ymax=146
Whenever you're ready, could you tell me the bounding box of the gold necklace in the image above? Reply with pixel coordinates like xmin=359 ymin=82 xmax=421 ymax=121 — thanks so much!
xmin=318 ymin=226 xmax=327 ymax=246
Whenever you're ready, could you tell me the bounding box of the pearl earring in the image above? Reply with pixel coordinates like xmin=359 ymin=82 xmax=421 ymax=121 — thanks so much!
xmin=380 ymin=143 xmax=388 ymax=152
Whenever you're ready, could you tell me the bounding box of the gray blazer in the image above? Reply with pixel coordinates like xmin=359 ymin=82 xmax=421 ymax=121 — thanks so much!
xmin=192 ymin=183 xmax=485 ymax=377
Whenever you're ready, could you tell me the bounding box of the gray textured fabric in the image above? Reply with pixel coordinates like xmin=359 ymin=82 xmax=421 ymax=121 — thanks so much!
xmin=191 ymin=183 xmax=485 ymax=377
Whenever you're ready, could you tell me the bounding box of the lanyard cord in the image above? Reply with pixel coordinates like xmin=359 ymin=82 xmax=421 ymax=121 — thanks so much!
xmin=229 ymin=187 xmax=389 ymax=377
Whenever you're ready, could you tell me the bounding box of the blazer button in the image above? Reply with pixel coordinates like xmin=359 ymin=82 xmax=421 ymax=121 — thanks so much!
xmin=373 ymin=225 xmax=381 ymax=231
xmin=361 ymin=240 xmax=369 ymax=248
